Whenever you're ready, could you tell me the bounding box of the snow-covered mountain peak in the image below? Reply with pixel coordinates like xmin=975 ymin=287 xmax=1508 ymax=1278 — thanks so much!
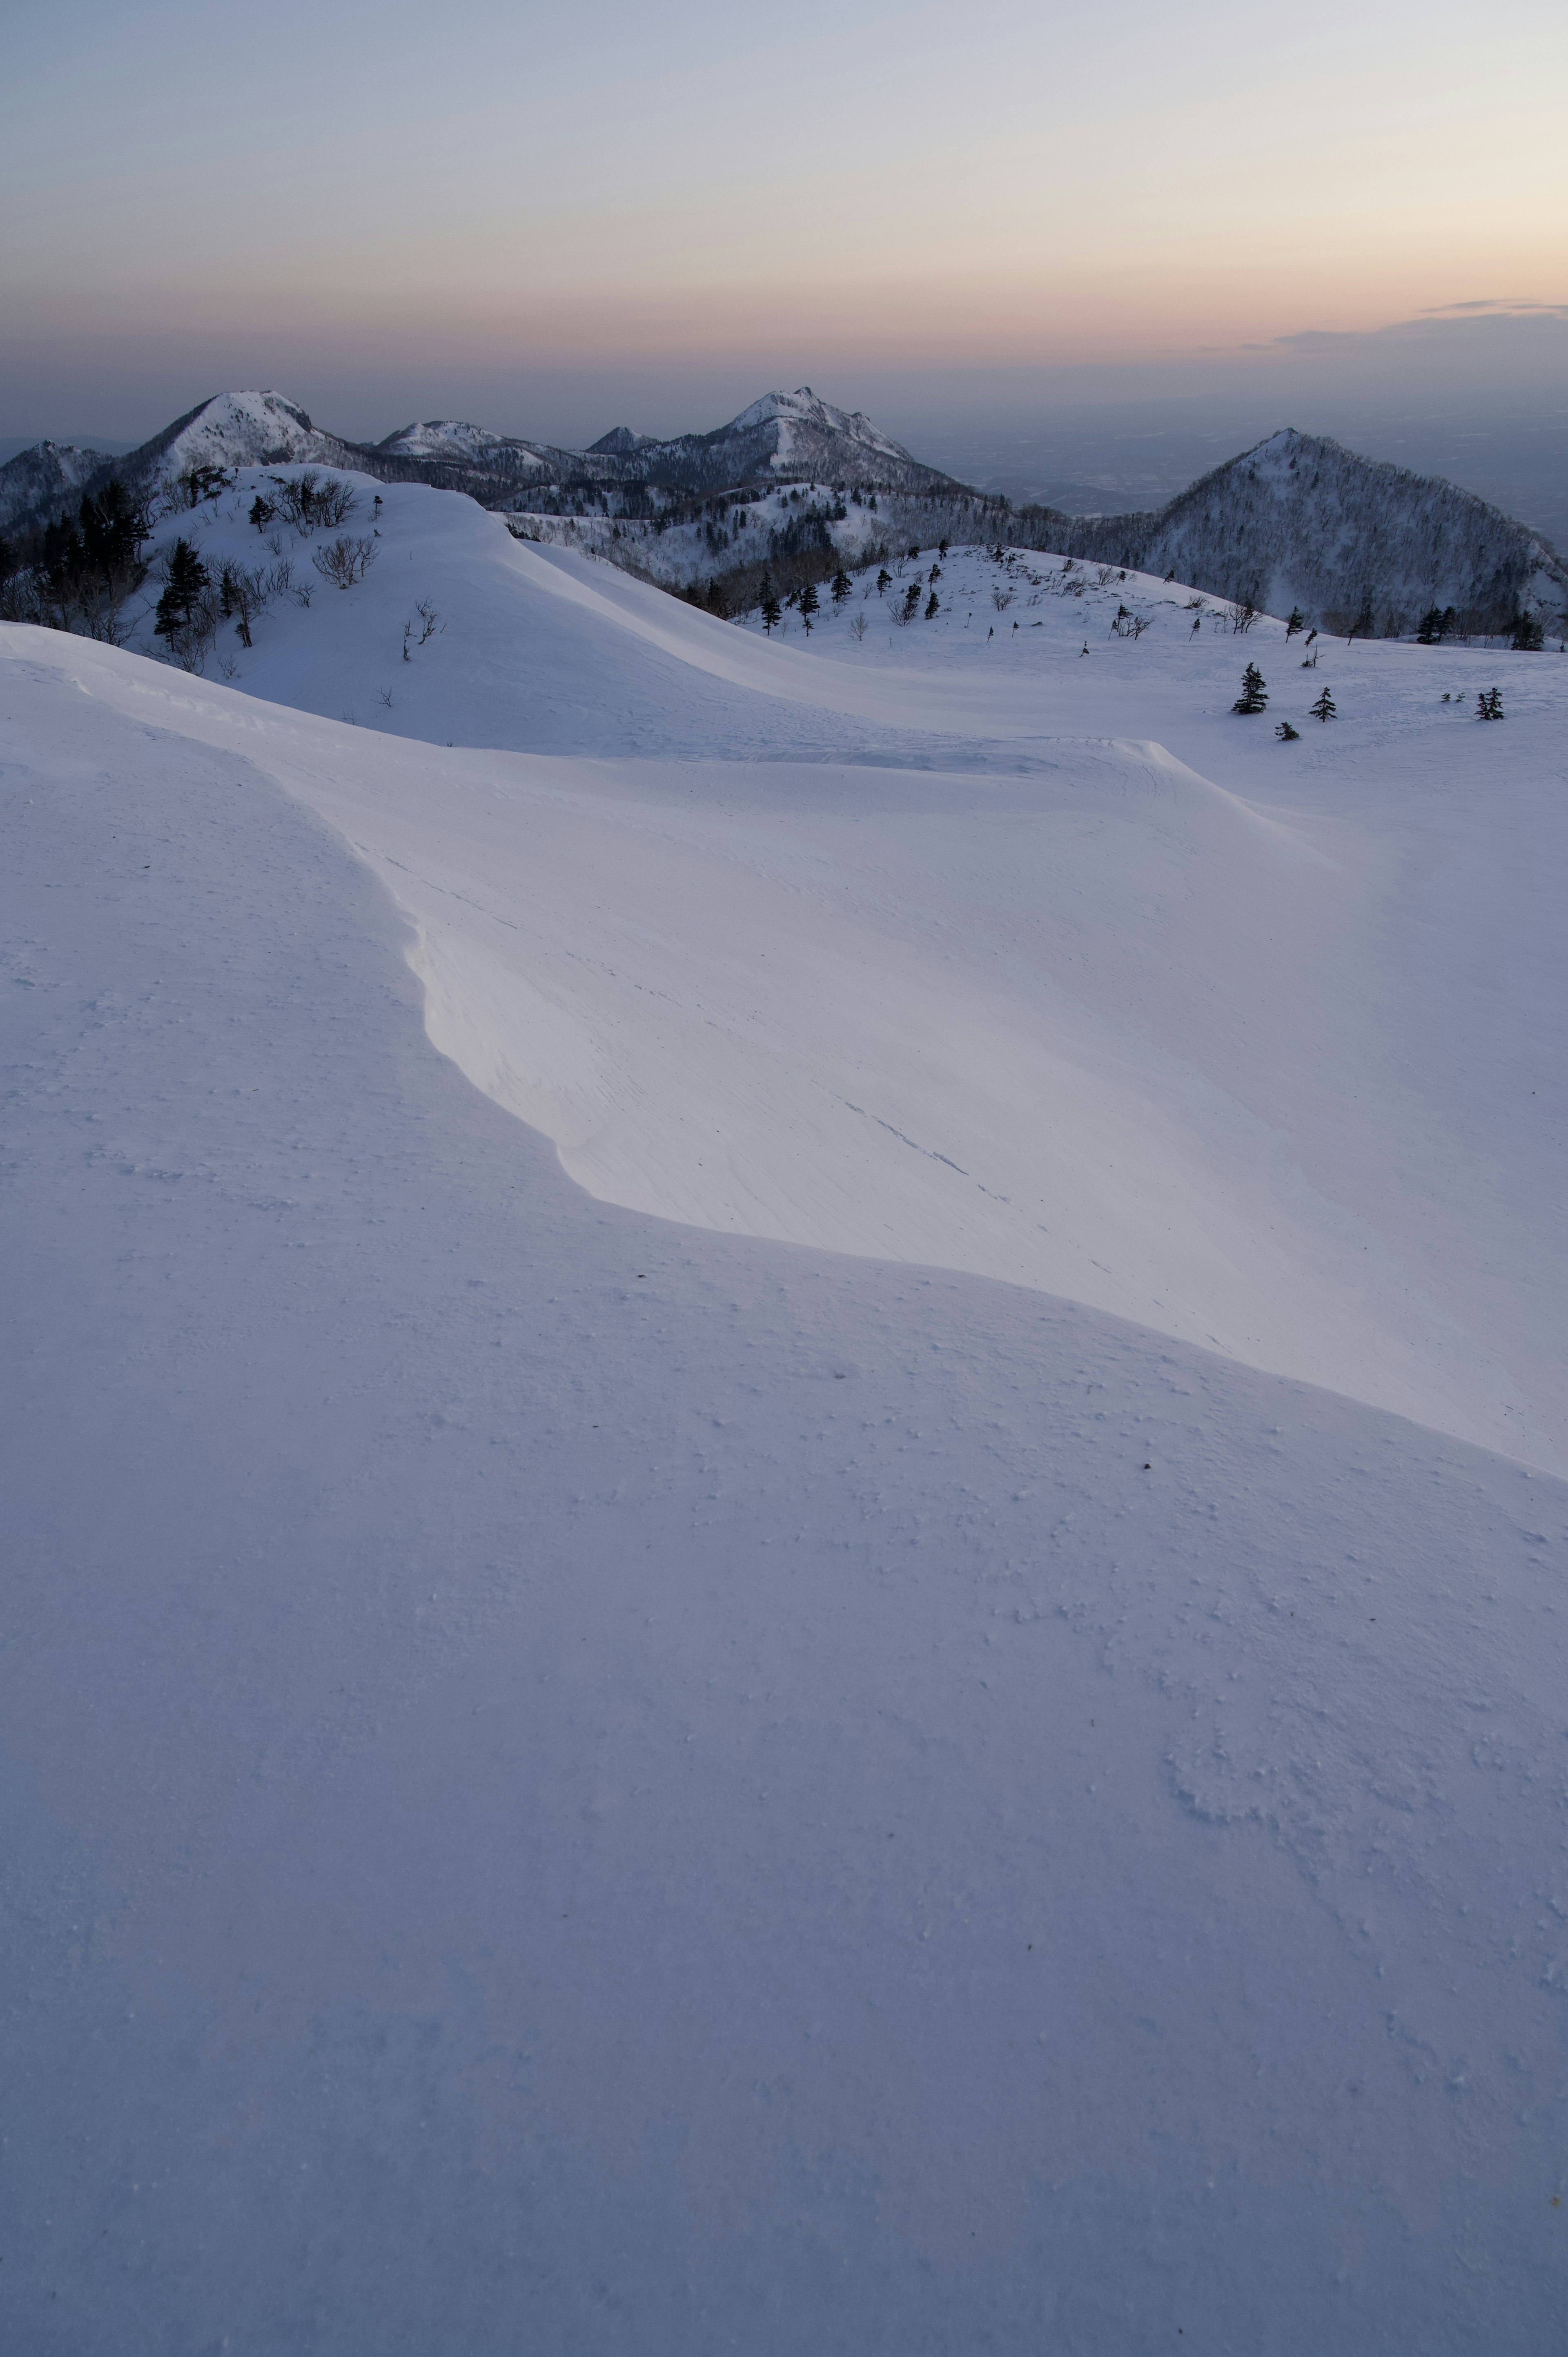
xmin=159 ymin=390 xmax=336 ymax=475
xmin=1054 ymin=426 xmax=1568 ymax=631
xmin=586 ymin=425 xmax=654 ymax=455
xmin=379 ymin=418 xmax=492 ymax=459
xmin=376 ymin=419 xmax=549 ymax=473
xmin=724 ymin=386 xmax=918 ymax=471
xmin=729 ymin=387 xmax=816 ymax=429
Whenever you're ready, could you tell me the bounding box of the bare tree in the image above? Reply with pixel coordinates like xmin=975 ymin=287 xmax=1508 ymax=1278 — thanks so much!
xmin=313 ymin=536 xmax=377 ymax=589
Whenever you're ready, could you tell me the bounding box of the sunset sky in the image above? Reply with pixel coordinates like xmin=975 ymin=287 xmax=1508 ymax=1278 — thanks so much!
xmin=3 ymin=0 xmax=1564 ymax=445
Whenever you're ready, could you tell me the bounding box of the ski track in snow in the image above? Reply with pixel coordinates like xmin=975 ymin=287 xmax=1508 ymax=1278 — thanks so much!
xmin=4 ymin=467 xmax=1568 ymax=2351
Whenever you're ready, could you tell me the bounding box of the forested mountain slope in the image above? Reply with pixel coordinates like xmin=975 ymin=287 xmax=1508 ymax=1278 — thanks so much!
xmin=1034 ymin=427 xmax=1568 ymax=634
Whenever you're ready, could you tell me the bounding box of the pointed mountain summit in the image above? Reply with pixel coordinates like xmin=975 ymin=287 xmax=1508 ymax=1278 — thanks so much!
xmin=615 ymin=387 xmax=955 ymax=493
xmin=140 ymin=390 xmax=360 ymax=476
xmin=0 ymin=392 xmax=366 ymax=535
xmin=1050 ymin=426 xmax=1568 ymax=633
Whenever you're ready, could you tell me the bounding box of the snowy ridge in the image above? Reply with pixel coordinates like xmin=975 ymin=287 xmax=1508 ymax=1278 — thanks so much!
xmin=6 ymin=581 xmax=1568 ymax=2347
xmin=79 ymin=464 xmax=1568 ymax=1478
xmin=6 ymin=448 xmax=1568 ymax=2344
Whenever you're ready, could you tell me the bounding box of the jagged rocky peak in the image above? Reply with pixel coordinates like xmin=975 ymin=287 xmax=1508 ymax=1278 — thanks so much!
xmin=588 ymin=426 xmax=654 ymax=455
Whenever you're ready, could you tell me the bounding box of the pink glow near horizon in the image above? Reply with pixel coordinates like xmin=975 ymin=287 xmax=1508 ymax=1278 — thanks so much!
xmin=2 ymin=0 xmax=1563 ymax=436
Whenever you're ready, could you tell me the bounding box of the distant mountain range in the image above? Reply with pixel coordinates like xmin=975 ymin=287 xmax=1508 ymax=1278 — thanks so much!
xmin=0 ymin=385 xmax=954 ymax=537
xmin=3 ymin=388 xmax=1563 ymax=636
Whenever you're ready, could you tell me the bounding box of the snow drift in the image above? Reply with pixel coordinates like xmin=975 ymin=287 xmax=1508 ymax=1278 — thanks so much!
xmin=4 ymin=455 xmax=1568 ymax=2352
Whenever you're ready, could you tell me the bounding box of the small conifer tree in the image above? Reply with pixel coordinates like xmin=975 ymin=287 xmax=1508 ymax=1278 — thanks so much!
xmin=760 ymin=576 xmax=781 ymax=635
xmin=798 ymin=580 xmax=820 ymax=633
xmin=1476 ymin=686 xmax=1505 ymax=720
xmin=1308 ymin=687 xmax=1336 ymax=723
xmin=1232 ymin=662 xmax=1268 ymax=714
xmin=1285 ymin=607 xmax=1306 ymax=640
xmin=1275 ymin=720 xmax=1301 ymax=741
xmin=154 ymin=539 xmax=209 ymax=640
xmin=924 ymin=590 xmax=940 ymax=620
xmin=830 ymin=566 xmax=851 ymax=605
xmin=1512 ymin=611 xmax=1545 ymax=651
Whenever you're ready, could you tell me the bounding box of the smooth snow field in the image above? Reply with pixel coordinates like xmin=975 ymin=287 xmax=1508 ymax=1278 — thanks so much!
xmin=4 ymin=470 xmax=1568 ymax=2351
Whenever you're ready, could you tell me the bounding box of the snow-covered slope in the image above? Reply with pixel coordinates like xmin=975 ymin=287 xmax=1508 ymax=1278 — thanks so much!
xmin=1045 ymin=427 xmax=1568 ymax=635
xmin=0 ymin=437 xmax=107 ymax=531
xmin=91 ymin=468 xmax=1568 ymax=1485
xmin=6 ymin=608 xmax=1568 ymax=2353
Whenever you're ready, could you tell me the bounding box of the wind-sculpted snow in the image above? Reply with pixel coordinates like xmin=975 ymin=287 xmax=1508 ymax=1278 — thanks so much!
xmin=97 ymin=471 xmax=1568 ymax=1474
xmin=5 ymin=464 xmax=1568 ymax=2346
xmin=5 ymin=625 xmax=1568 ymax=2353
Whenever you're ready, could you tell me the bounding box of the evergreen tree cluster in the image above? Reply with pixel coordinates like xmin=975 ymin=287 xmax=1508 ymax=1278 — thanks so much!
xmin=9 ymin=479 xmax=151 ymax=639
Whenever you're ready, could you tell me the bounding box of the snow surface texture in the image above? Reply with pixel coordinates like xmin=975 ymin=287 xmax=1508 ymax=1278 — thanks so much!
xmin=5 ymin=470 xmax=1568 ymax=2350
